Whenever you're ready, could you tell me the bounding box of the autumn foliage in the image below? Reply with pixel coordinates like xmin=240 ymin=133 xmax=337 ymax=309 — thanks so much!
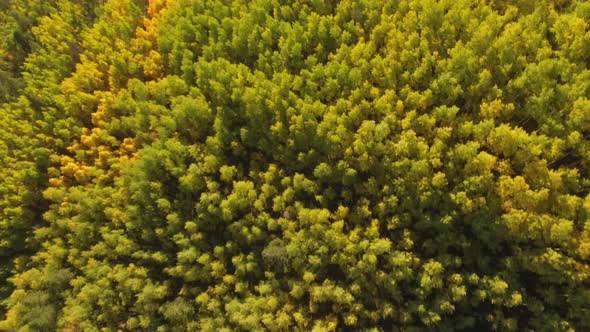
xmin=1 ymin=0 xmax=590 ymax=330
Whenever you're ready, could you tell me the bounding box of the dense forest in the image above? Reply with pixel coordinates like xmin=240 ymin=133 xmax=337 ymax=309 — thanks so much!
xmin=1 ymin=0 xmax=590 ymax=330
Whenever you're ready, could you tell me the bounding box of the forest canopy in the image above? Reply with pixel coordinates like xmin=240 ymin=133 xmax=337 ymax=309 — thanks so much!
xmin=1 ymin=0 xmax=590 ymax=330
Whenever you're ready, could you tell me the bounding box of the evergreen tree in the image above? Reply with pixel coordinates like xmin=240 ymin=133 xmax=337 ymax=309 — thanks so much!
xmin=1 ymin=0 xmax=590 ymax=330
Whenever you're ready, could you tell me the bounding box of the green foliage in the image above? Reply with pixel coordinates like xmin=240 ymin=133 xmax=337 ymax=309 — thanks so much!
xmin=1 ymin=0 xmax=590 ymax=330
